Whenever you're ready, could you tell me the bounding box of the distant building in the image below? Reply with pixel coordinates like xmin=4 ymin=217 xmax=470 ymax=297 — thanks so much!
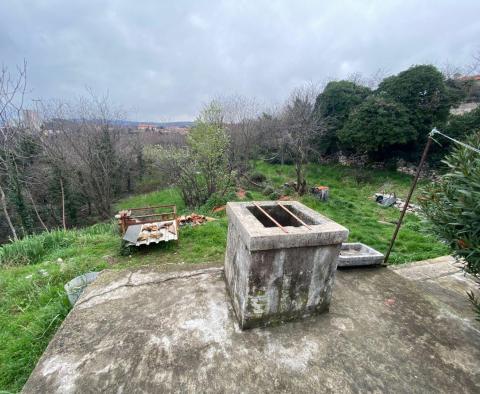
xmin=137 ymin=123 xmax=158 ymax=131
xmin=450 ymin=75 xmax=480 ymax=115
xmin=450 ymin=102 xmax=479 ymax=115
xmin=133 ymin=121 xmax=192 ymax=134
xmin=22 ymin=109 xmax=42 ymax=131
xmin=456 ymin=74 xmax=480 ymax=82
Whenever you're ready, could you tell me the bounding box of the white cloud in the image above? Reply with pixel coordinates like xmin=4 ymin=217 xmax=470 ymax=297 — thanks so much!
xmin=188 ymin=14 xmax=209 ymax=30
xmin=0 ymin=0 xmax=479 ymax=121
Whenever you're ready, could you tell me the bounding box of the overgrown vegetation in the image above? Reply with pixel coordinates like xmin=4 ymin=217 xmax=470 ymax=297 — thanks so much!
xmin=338 ymin=96 xmax=416 ymax=158
xmin=0 ymin=66 xmax=185 ymax=244
xmin=377 ymin=65 xmax=451 ymax=141
xmin=2 ymin=61 xmax=480 ymax=243
xmin=419 ymin=132 xmax=480 ymax=317
xmin=312 ymin=80 xmax=372 ymax=153
xmin=310 ymin=65 xmax=455 ymax=162
xmin=146 ymin=102 xmax=235 ymax=207
xmin=253 ymin=162 xmax=449 ymax=263
xmin=1 ymin=57 xmax=480 ymax=391
xmin=0 ymin=161 xmax=450 ymax=392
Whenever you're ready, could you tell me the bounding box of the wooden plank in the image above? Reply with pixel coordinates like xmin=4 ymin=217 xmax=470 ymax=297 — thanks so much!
xmin=253 ymin=202 xmax=288 ymax=233
xmin=277 ymin=203 xmax=312 ymax=230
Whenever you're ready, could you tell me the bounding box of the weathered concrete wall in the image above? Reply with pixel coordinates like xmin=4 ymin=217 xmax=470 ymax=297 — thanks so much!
xmin=224 ymin=221 xmax=250 ymax=320
xmin=225 ymin=201 xmax=348 ymax=329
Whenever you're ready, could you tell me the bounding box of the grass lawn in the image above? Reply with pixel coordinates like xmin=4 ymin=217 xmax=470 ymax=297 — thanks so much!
xmin=0 ymin=162 xmax=449 ymax=392
xmin=254 ymin=162 xmax=449 ymax=264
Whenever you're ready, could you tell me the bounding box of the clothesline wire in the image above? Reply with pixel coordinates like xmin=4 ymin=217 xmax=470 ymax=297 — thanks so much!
xmin=430 ymin=127 xmax=480 ymax=155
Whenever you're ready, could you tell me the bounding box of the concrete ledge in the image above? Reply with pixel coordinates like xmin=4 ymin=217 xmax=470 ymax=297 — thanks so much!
xmin=390 ymin=255 xmax=462 ymax=280
xmin=226 ymin=201 xmax=348 ymax=251
xmin=23 ymin=265 xmax=480 ymax=393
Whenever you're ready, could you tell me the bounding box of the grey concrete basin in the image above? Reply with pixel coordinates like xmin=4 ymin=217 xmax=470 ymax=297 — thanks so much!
xmin=338 ymin=243 xmax=384 ymax=267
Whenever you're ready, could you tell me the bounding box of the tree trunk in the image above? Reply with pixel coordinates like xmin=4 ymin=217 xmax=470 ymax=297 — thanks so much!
xmin=0 ymin=183 xmax=18 ymax=241
xmin=127 ymin=171 xmax=132 ymax=193
xmin=27 ymin=190 xmax=48 ymax=231
xmin=60 ymin=178 xmax=66 ymax=230
xmin=295 ymin=162 xmax=307 ymax=196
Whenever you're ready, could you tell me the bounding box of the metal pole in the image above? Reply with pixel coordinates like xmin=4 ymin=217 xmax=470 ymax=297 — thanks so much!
xmin=277 ymin=203 xmax=313 ymax=230
xmin=384 ymin=136 xmax=433 ymax=264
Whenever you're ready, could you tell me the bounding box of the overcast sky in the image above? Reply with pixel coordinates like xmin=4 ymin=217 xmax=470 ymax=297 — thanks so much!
xmin=1 ymin=0 xmax=479 ymax=121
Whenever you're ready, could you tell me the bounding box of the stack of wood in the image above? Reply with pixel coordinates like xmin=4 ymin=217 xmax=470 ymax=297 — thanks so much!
xmin=177 ymin=213 xmax=216 ymax=227
xmin=393 ymin=198 xmax=420 ymax=214
xmin=311 ymin=186 xmax=329 ymax=201
xmin=116 ymin=210 xmax=133 ymax=234
xmin=136 ymin=222 xmax=176 ymax=243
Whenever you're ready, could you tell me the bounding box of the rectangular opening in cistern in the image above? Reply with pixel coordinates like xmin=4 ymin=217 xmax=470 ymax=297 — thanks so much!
xmin=247 ymin=204 xmax=318 ymax=228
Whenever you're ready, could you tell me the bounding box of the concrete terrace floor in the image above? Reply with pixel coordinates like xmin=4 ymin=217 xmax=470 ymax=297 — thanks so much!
xmin=23 ymin=258 xmax=480 ymax=393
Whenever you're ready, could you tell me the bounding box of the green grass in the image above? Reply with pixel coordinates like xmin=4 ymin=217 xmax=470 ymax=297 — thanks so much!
xmin=0 ymin=162 xmax=450 ymax=392
xmin=0 ymin=223 xmax=116 ymax=267
xmin=0 ymin=191 xmax=230 ymax=392
xmin=0 ymin=224 xmax=118 ymax=392
xmin=253 ymin=161 xmax=449 ymax=264
xmin=116 ymin=188 xmax=186 ymax=212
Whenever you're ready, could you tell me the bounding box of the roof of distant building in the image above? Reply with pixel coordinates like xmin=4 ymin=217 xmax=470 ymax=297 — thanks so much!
xmin=456 ymin=74 xmax=480 ymax=81
xmin=137 ymin=123 xmax=156 ymax=129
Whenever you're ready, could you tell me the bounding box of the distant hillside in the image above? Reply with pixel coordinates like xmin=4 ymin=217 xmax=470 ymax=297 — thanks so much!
xmin=115 ymin=120 xmax=194 ymax=128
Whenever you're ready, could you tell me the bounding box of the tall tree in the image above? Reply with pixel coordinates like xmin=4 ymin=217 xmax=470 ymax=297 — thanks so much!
xmin=281 ymin=86 xmax=320 ymax=195
xmin=0 ymin=62 xmax=31 ymax=240
xmin=312 ymin=80 xmax=371 ymax=153
xmin=377 ymin=65 xmax=451 ymax=140
xmin=338 ymin=96 xmax=417 ymax=159
xmin=146 ymin=101 xmax=234 ymax=207
xmin=216 ymin=95 xmax=261 ymax=173
xmin=40 ymin=94 xmax=124 ymax=219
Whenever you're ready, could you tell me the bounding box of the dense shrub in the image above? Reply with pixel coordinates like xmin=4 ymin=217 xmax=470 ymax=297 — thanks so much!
xmin=350 ymin=168 xmax=374 ymax=184
xmin=312 ymin=80 xmax=371 ymax=153
xmin=250 ymin=171 xmax=267 ymax=183
xmin=338 ymin=96 xmax=417 ymax=158
xmin=419 ymin=132 xmax=480 ymax=315
xmin=201 ymin=191 xmax=237 ymax=212
xmin=377 ymin=65 xmax=451 ymax=140
xmin=262 ymin=185 xmax=274 ymax=196
xmin=444 ymin=78 xmax=469 ymax=107
xmin=268 ymin=191 xmax=280 ymax=200
xmin=446 ymin=77 xmax=480 ymax=104
xmin=313 ymin=80 xmax=371 ymax=121
xmin=201 ymin=193 xmax=229 ymax=212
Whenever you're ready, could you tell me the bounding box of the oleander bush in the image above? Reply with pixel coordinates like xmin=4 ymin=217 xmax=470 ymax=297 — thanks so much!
xmin=419 ymin=132 xmax=480 ymax=317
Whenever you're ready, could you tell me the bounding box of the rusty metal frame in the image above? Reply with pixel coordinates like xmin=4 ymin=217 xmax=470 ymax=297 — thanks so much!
xmin=277 ymin=203 xmax=312 ymax=230
xmin=253 ymin=202 xmax=288 ymax=233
